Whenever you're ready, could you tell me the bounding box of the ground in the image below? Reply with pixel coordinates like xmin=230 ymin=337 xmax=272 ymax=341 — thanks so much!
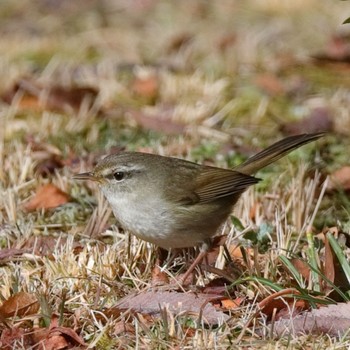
xmin=1 ymin=1 xmax=350 ymax=349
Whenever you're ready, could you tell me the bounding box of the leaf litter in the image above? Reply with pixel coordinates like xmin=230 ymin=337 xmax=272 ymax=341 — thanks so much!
xmin=1 ymin=1 xmax=350 ymax=348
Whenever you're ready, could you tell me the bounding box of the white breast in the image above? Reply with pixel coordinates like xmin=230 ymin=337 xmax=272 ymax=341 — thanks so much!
xmin=101 ymin=187 xmax=206 ymax=249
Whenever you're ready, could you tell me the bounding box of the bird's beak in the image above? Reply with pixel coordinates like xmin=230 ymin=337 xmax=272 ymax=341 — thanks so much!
xmin=73 ymin=172 xmax=100 ymax=182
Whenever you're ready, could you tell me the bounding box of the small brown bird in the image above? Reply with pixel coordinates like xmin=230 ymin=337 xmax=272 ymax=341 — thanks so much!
xmin=74 ymin=133 xmax=323 ymax=281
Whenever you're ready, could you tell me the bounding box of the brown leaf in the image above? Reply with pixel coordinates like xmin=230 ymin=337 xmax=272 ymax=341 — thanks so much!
xmin=216 ymin=33 xmax=236 ymax=53
xmin=45 ymin=86 xmax=98 ymax=112
xmin=328 ymin=166 xmax=350 ymax=191
xmin=35 ymin=156 xmax=64 ymax=176
xmin=280 ymin=107 xmax=333 ymax=135
xmin=220 ymin=297 xmax=242 ymax=310
xmin=49 ymin=327 xmax=86 ymax=347
xmin=40 ymin=334 xmax=69 ymax=350
xmin=151 ymin=265 xmax=170 ymax=286
xmin=25 ymin=137 xmax=64 ymax=176
xmin=0 ymin=291 xmax=39 ymax=318
xmin=324 ymin=233 xmax=335 ymax=287
xmin=112 ymin=290 xmax=229 ymax=325
xmin=0 ymin=327 xmax=34 ymax=350
xmin=114 ymin=320 xmax=135 ymax=336
xmin=24 ymin=184 xmax=70 ymax=212
xmin=35 ymin=314 xmax=87 ymax=350
xmin=166 ymin=32 xmax=193 ymax=53
xmin=20 ymin=235 xmax=83 ymax=257
xmin=205 ymin=234 xmax=227 ymax=266
xmin=324 ymin=229 xmax=350 ymax=297
xmin=272 ymin=302 xmax=350 ymax=337
xmin=1 ymin=79 xmax=98 ymax=113
xmin=258 ymin=288 xmax=309 ymax=320
xmin=290 ymin=258 xmax=310 ymax=281
xmin=254 ymin=73 xmax=285 ymax=96
xmin=313 ymin=34 xmax=350 ymax=64
xmin=126 ymin=109 xmax=186 ymax=135
xmin=131 ymin=75 xmax=159 ymax=100
xmin=0 ymin=248 xmax=30 ymax=261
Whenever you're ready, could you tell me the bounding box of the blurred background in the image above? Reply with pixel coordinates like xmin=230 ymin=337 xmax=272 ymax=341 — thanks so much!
xmin=1 ymin=0 xmax=349 ymax=156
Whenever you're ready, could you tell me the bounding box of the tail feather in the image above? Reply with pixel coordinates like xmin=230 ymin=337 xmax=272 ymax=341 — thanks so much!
xmin=234 ymin=132 xmax=324 ymax=175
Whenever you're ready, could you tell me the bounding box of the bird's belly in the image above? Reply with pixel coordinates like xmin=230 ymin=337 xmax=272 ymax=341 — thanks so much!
xmin=116 ymin=210 xmax=207 ymax=249
xmin=105 ymin=193 xmax=228 ymax=249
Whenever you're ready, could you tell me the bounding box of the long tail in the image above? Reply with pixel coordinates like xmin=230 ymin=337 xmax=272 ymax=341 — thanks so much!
xmin=234 ymin=132 xmax=324 ymax=175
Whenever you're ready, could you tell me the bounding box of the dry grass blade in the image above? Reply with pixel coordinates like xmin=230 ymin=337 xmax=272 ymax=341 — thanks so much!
xmin=82 ymin=191 xmax=112 ymax=238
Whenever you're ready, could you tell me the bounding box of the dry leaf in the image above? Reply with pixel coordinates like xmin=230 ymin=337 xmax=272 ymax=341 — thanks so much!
xmin=24 ymin=184 xmax=70 ymax=212
xmin=131 ymin=75 xmax=159 ymax=100
xmin=0 ymin=248 xmax=30 ymax=261
xmin=254 ymin=73 xmax=285 ymax=96
xmin=272 ymin=302 xmax=350 ymax=337
xmin=328 ymin=166 xmax=350 ymax=191
xmin=290 ymin=258 xmax=311 ymax=281
xmin=324 ymin=233 xmax=335 ymax=288
xmin=0 ymin=291 xmax=39 ymax=318
xmin=280 ymin=107 xmax=333 ymax=135
xmin=166 ymin=32 xmax=193 ymax=53
xmin=125 ymin=109 xmax=186 ymax=135
xmin=112 ymin=290 xmax=229 ymax=325
xmin=114 ymin=320 xmax=135 ymax=336
xmin=34 ymin=314 xmax=87 ymax=350
xmin=151 ymin=265 xmax=170 ymax=286
xmin=220 ymin=297 xmax=242 ymax=310
xmin=1 ymin=79 xmax=98 ymax=113
xmin=0 ymin=327 xmax=34 ymax=350
xmin=20 ymin=235 xmax=83 ymax=257
xmin=216 ymin=33 xmax=236 ymax=53
xmin=258 ymin=288 xmax=309 ymax=320
xmin=313 ymin=34 xmax=350 ymax=64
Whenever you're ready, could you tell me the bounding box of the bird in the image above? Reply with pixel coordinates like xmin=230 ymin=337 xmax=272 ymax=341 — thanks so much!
xmin=74 ymin=132 xmax=324 ymax=282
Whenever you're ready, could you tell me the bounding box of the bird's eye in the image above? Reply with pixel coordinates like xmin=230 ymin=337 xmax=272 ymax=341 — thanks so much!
xmin=113 ymin=172 xmax=125 ymax=181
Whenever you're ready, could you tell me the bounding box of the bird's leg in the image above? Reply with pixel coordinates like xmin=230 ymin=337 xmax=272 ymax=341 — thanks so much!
xmin=180 ymin=240 xmax=210 ymax=285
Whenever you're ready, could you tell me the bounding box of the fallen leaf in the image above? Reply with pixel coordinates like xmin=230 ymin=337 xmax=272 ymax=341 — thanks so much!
xmin=254 ymin=73 xmax=285 ymax=96
xmin=24 ymin=184 xmax=70 ymax=212
xmin=111 ymin=290 xmax=229 ymax=326
xmin=328 ymin=166 xmax=350 ymax=191
xmin=166 ymin=32 xmax=193 ymax=53
xmin=216 ymin=33 xmax=236 ymax=53
xmin=151 ymin=265 xmax=170 ymax=286
xmin=20 ymin=235 xmax=83 ymax=257
xmin=258 ymin=288 xmax=309 ymax=320
xmin=272 ymin=302 xmax=350 ymax=337
xmin=0 ymin=327 xmax=34 ymax=350
xmin=35 ymin=156 xmax=64 ymax=176
xmin=324 ymin=233 xmax=335 ymax=289
xmin=34 ymin=314 xmax=87 ymax=350
xmin=114 ymin=320 xmax=135 ymax=336
xmin=0 ymin=291 xmax=39 ymax=318
xmin=125 ymin=109 xmax=186 ymax=135
xmin=220 ymin=297 xmax=242 ymax=310
xmin=290 ymin=258 xmax=310 ymax=281
xmin=131 ymin=75 xmax=159 ymax=100
xmin=0 ymin=248 xmax=30 ymax=261
xmin=1 ymin=79 xmax=98 ymax=113
xmin=324 ymin=229 xmax=350 ymax=298
xmin=280 ymin=107 xmax=333 ymax=135
xmin=206 ymin=235 xmax=227 ymax=266
xmin=312 ymin=34 xmax=350 ymax=64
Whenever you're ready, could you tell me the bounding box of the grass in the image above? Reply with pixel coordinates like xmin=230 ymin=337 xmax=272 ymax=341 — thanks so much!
xmin=1 ymin=0 xmax=350 ymax=348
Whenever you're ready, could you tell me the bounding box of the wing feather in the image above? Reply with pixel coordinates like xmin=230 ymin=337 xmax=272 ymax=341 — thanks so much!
xmin=194 ymin=168 xmax=259 ymax=203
